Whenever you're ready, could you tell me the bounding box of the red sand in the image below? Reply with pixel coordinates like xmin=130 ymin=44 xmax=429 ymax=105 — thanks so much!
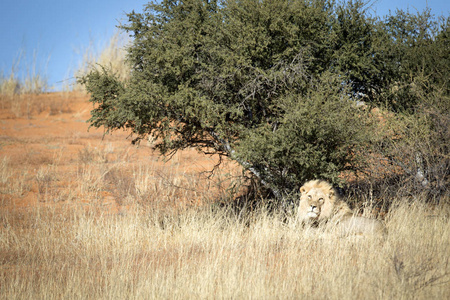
xmin=0 ymin=92 xmax=233 ymax=214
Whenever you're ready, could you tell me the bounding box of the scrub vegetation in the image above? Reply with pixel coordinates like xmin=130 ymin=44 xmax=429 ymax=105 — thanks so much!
xmin=81 ymin=0 xmax=449 ymax=204
xmin=1 ymin=0 xmax=449 ymax=299
xmin=1 ymin=198 xmax=449 ymax=299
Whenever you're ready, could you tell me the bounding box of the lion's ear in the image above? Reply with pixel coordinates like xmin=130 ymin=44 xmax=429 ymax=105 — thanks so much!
xmin=328 ymin=189 xmax=335 ymax=198
xmin=300 ymin=186 xmax=306 ymax=194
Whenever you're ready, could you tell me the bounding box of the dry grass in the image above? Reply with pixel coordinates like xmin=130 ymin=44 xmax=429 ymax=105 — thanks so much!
xmin=0 ymin=49 xmax=50 ymax=117
xmin=1 ymin=29 xmax=127 ymax=117
xmin=73 ymin=30 xmax=130 ymax=92
xmin=0 ymin=199 xmax=449 ymax=299
xmin=0 ymin=157 xmax=31 ymax=197
xmin=0 ymin=92 xmax=448 ymax=299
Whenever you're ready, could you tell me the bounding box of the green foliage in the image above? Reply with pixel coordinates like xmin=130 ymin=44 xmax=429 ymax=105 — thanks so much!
xmin=236 ymin=73 xmax=373 ymax=192
xmin=81 ymin=0 xmax=449 ymax=200
xmin=330 ymin=1 xmax=383 ymax=101
xmin=375 ymin=9 xmax=450 ymax=112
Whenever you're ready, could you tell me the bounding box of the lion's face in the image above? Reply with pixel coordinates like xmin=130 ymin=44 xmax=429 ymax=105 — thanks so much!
xmin=298 ymin=180 xmax=337 ymax=223
xmin=302 ymin=188 xmax=327 ymax=220
xmin=298 ymin=180 xmax=386 ymax=237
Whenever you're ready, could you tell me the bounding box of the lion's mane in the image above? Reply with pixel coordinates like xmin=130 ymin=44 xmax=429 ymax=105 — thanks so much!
xmin=298 ymin=179 xmax=386 ymax=237
xmin=298 ymin=179 xmax=352 ymax=224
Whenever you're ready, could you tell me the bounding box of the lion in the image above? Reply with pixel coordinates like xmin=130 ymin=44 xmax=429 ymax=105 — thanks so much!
xmin=298 ymin=180 xmax=386 ymax=237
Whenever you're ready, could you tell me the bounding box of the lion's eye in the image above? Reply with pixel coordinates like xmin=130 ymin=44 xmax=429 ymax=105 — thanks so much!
xmin=308 ymin=195 xmax=311 ymax=200
xmin=318 ymin=198 xmax=324 ymax=203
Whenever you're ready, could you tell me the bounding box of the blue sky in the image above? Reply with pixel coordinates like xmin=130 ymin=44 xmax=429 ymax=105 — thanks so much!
xmin=0 ymin=0 xmax=448 ymax=91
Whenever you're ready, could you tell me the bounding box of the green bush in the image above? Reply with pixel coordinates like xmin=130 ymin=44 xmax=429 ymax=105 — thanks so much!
xmin=80 ymin=0 xmax=449 ymax=201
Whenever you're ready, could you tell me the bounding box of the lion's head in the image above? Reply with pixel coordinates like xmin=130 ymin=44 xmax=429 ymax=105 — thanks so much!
xmin=297 ymin=180 xmax=351 ymax=224
xmin=297 ymin=180 xmax=387 ymax=237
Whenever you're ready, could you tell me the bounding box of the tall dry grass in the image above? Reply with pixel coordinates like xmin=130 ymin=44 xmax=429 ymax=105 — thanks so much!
xmin=0 ymin=48 xmax=49 ymax=97
xmin=1 ymin=144 xmax=449 ymax=299
xmin=0 ymin=195 xmax=448 ymax=299
xmin=0 ymin=49 xmax=50 ymax=117
xmin=72 ymin=30 xmax=131 ymax=92
xmin=0 ymin=30 xmax=128 ymax=117
xmin=0 ymin=157 xmax=31 ymax=197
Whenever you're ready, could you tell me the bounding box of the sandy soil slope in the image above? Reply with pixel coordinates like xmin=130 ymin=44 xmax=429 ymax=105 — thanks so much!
xmin=0 ymin=92 xmax=232 ymax=214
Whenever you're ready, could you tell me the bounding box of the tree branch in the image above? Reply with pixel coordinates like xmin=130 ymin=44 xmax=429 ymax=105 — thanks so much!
xmin=208 ymin=130 xmax=283 ymax=200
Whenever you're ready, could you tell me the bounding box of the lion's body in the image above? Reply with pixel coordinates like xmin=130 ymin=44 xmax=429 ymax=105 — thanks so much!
xmin=298 ymin=180 xmax=386 ymax=237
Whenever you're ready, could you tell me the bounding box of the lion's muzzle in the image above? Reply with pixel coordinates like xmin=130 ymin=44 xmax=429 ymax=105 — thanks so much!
xmin=306 ymin=205 xmax=320 ymax=219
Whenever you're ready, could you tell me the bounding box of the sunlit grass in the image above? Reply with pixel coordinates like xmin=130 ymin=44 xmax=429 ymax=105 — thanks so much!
xmin=0 ymin=197 xmax=448 ymax=299
xmin=73 ymin=30 xmax=130 ymax=92
xmin=0 ymin=100 xmax=448 ymax=298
